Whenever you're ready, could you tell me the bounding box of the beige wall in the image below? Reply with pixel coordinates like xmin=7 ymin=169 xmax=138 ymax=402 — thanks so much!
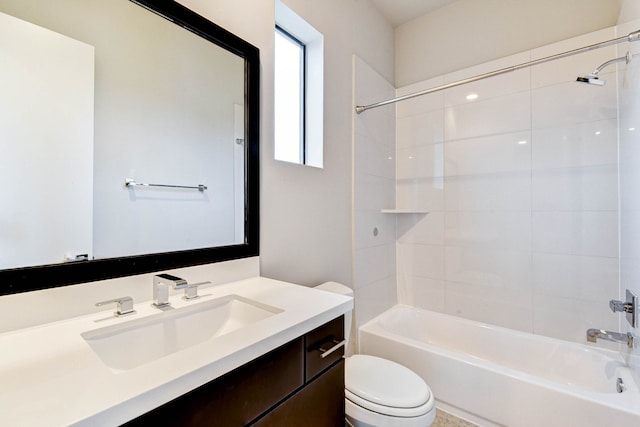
xmin=395 ymin=0 xmax=622 ymax=86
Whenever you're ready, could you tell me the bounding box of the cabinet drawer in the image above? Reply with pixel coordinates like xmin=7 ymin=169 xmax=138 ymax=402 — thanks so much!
xmin=251 ymin=359 xmax=345 ymax=427
xmin=305 ymin=315 xmax=344 ymax=381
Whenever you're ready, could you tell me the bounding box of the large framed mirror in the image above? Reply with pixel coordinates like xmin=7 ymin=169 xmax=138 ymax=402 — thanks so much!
xmin=0 ymin=0 xmax=259 ymax=296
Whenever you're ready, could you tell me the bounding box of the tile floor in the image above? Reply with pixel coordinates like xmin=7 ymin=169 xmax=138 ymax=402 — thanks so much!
xmin=433 ymin=409 xmax=479 ymax=427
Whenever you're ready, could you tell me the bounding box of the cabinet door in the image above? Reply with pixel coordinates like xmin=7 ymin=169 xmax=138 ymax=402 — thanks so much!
xmin=123 ymin=337 xmax=304 ymax=427
xmin=252 ymin=359 xmax=345 ymax=427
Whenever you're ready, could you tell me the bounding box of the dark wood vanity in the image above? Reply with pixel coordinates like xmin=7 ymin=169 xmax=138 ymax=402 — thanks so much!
xmin=124 ymin=316 xmax=345 ymax=426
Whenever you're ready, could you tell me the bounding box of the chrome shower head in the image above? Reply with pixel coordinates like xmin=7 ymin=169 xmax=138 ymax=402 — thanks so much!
xmin=576 ymin=75 xmax=606 ymax=86
xmin=577 ymin=51 xmax=635 ymax=86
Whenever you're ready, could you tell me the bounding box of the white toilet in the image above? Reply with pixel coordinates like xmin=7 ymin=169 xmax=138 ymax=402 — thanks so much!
xmin=314 ymin=282 xmax=436 ymax=427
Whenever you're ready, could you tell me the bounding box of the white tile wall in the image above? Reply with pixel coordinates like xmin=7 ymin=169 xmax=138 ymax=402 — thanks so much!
xmin=398 ymin=242 xmax=445 ymax=280
xmin=397 ymin=212 xmax=445 ymax=246
xmin=396 ymin=109 xmax=444 ymax=149
xmin=530 ymin=28 xmax=617 ymax=88
xmin=445 ymin=212 xmax=531 ymax=251
xmin=444 ymin=92 xmax=531 ymax=141
xmin=395 ymin=26 xmax=623 ymax=344
xmin=443 ymin=52 xmax=530 ymax=107
xmin=532 ymin=165 xmax=618 ymax=211
xmin=531 ymin=75 xmax=618 ymax=129
xmin=396 ymin=175 xmax=445 ymax=212
xmin=444 ymin=131 xmax=532 ymax=177
xmin=617 ymin=17 xmax=640 ymax=385
xmin=397 ymin=144 xmax=444 ymax=179
xmin=353 ymin=56 xmax=397 ymax=339
xmin=532 ymin=253 xmax=618 ymax=301
xmin=531 ymin=119 xmax=618 ymax=169
xmin=444 ymin=246 xmax=531 ymax=290
xmin=396 ymin=77 xmax=444 ymax=119
xmin=532 ymin=212 xmax=618 ymax=258
xmin=398 ymin=276 xmax=445 ymax=312
xmin=444 ymin=172 xmax=531 ymax=212
xmin=444 ymin=278 xmax=533 ymax=333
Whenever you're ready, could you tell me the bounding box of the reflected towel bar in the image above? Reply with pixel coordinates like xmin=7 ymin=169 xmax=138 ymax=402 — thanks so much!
xmin=124 ymin=178 xmax=207 ymax=192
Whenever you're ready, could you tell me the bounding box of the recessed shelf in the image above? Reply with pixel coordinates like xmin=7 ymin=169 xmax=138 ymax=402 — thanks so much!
xmin=380 ymin=209 xmax=430 ymax=214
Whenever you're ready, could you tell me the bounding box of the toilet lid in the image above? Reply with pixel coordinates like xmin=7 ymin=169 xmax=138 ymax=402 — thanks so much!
xmin=345 ymin=355 xmax=430 ymax=409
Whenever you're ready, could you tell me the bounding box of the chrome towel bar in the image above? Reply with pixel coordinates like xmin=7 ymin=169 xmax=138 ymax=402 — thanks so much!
xmin=125 ymin=178 xmax=207 ymax=192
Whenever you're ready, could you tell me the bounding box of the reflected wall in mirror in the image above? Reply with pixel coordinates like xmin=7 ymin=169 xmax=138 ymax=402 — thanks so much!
xmin=0 ymin=10 xmax=95 ymax=269
xmin=0 ymin=0 xmax=260 ymax=295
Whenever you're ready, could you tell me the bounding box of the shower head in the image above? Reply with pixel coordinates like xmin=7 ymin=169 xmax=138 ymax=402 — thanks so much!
xmin=576 ymin=75 xmax=606 ymax=86
xmin=577 ymin=51 xmax=635 ymax=86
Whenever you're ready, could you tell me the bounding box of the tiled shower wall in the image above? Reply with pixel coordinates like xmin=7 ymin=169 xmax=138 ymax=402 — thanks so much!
xmin=396 ymin=27 xmax=623 ymax=343
xmin=353 ymin=56 xmax=397 ymax=337
xmin=618 ymin=18 xmax=640 ymax=384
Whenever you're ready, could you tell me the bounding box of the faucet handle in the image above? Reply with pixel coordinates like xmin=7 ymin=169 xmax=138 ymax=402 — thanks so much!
xmin=609 ymin=290 xmax=638 ymax=328
xmin=96 ymin=296 xmax=135 ymax=316
xmin=610 ymin=299 xmax=633 ymax=313
xmin=182 ymin=281 xmax=212 ymax=300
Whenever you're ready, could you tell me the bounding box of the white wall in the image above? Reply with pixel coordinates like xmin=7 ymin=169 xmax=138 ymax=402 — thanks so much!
xmin=0 ymin=13 xmax=94 ymax=268
xmin=182 ymin=0 xmax=395 ymax=290
xmin=0 ymin=0 xmax=244 ymax=260
xmin=0 ymin=0 xmax=270 ymax=332
xmin=258 ymin=0 xmax=394 ymax=288
xmin=0 ymin=0 xmax=392 ymax=331
xmin=395 ymin=27 xmax=621 ymax=344
xmin=395 ymin=0 xmax=621 ymax=86
xmin=92 ymin=10 xmax=245 ymax=257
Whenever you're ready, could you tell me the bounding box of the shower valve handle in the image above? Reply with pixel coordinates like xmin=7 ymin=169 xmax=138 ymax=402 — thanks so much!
xmin=609 ymin=290 xmax=638 ymax=328
xmin=610 ymin=299 xmax=634 ymax=314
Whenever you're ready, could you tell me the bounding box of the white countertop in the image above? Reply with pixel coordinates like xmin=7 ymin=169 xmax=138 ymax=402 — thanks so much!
xmin=0 ymin=277 xmax=352 ymax=426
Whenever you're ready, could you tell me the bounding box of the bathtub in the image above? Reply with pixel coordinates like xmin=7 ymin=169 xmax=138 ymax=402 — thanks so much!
xmin=358 ymin=305 xmax=640 ymax=427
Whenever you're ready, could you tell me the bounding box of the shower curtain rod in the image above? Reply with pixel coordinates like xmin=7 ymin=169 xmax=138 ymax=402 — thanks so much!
xmin=355 ymin=29 xmax=640 ymax=114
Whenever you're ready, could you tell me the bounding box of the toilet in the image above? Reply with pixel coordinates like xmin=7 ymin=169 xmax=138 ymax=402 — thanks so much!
xmin=314 ymin=282 xmax=436 ymax=427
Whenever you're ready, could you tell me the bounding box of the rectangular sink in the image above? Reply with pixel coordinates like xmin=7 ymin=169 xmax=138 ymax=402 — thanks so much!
xmin=81 ymin=295 xmax=282 ymax=372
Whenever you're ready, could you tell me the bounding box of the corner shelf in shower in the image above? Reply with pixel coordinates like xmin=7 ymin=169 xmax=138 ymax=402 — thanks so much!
xmin=380 ymin=209 xmax=430 ymax=214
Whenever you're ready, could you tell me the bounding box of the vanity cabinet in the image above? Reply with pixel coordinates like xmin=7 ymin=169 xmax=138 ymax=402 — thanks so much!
xmin=124 ymin=316 xmax=345 ymax=427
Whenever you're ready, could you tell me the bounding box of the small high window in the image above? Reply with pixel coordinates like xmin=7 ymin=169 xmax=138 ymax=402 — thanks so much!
xmin=274 ymin=28 xmax=305 ymax=164
xmin=274 ymin=1 xmax=323 ymax=167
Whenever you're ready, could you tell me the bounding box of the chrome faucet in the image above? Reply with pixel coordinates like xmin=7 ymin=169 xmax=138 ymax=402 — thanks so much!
xmin=152 ymin=274 xmax=210 ymax=307
xmin=153 ymin=273 xmax=188 ymax=307
xmin=586 ymin=329 xmax=635 ymax=348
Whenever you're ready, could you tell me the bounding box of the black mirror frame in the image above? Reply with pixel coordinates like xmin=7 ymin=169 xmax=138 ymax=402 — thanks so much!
xmin=0 ymin=0 xmax=259 ymax=296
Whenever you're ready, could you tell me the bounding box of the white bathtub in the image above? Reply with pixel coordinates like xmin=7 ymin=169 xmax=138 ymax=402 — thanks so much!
xmin=358 ymin=305 xmax=640 ymax=427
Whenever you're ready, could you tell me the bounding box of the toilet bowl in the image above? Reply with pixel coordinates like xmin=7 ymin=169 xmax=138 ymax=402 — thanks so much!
xmin=314 ymin=282 xmax=436 ymax=427
xmin=345 ymin=354 xmax=436 ymax=427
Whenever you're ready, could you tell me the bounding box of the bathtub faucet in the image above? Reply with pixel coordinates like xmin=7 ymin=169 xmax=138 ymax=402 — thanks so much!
xmin=586 ymin=329 xmax=635 ymax=348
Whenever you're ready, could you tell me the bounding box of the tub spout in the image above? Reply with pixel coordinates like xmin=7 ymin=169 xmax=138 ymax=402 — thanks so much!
xmin=586 ymin=329 xmax=635 ymax=348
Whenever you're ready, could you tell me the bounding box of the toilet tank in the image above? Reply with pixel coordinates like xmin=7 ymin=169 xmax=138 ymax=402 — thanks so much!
xmin=314 ymin=282 xmax=354 ymax=345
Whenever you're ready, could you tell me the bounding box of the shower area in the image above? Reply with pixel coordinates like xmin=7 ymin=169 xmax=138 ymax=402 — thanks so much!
xmin=352 ymin=18 xmax=640 ymax=425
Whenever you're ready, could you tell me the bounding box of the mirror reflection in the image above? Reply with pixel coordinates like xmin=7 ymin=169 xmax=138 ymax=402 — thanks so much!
xmin=0 ymin=0 xmax=246 ymax=270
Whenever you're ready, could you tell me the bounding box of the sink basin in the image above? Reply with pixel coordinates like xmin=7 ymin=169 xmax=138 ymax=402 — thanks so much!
xmin=81 ymin=295 xmax=282 ymax=371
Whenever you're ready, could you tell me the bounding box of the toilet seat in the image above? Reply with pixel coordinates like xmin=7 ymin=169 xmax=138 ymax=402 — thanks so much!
xmin=345 ymin=354 xmax=434 ymax=418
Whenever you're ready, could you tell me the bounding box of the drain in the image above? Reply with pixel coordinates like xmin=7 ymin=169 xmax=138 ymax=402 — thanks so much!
xmin=617 ymin=377 xmax=625 ymax=393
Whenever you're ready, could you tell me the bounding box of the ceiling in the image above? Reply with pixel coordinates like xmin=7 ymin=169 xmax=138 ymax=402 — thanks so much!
xmin=369 ymin=0 xmax=461 ymax=27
